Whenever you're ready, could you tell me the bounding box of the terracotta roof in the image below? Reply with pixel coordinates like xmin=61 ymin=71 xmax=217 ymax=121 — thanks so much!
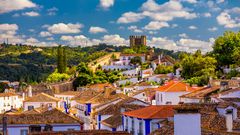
xmin=150 ymin=120 xmax=174 ymax=135
xmin=72 ymin=90 xmax=99 ymax=103
xmin=97 ymin=97 xmax=148 ymax=115
xmin=0 ymin=108 xmax=83 ymax=125
xmin=180 ymin=86 xmax=220 ymax=99
xmin=101 ymin=115 xmax=122 ymax=128
xmin=0 ymin=92 xmax=18 ymax=97
xmin=123 ymin=105 xmax=175 ymax=119
xmin=54 ymin=91 xmax=81 ymax=96
xmin=29 ymin=130 xmax=130 ymax=135
xmin=87 ymin=83 xmax=114 ymax=92
xmin=120 ymin=53 xmax=145 ymax=57
xmin=24 ymin=93 xmax=61 ymax=102
xmin=156 ymin=81 xmax=198 ymax=92
xmin=211 ymin=87 xmax=240 ymax=97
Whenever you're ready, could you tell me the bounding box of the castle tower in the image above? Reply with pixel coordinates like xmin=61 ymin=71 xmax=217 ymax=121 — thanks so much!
xmin=129 ymin=35 xmax=146 ymax=48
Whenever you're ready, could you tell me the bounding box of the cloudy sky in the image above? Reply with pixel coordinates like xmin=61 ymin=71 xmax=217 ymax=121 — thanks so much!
xmin=0 ymin=0 xmax=239 ymax=52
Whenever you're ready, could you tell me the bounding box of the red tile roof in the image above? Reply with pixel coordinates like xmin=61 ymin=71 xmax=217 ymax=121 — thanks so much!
xmin=156 ymin=81 xmax=199 ymax=92
xmin=123 ymin=105 xmax=175 ymax=119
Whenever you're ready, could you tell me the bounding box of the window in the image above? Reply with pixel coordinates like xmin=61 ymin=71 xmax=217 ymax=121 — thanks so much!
xmin=125 ymin=117 xmax=128 ymax=131
xmin=48 ymin=103 xmax=52 ymax=107
xmin=28 ymin=106 xmax=34 ymax=111
xmin=139 ymin=120 xmax=143 ymax=135
xmin=68 ymin=128 xmax=75 ymax=131
xmin=131 ymin=118 xmax=134 ymax=134
xmin=20 ymin=129 xmax=28 ymax=135
xmin=160 ymin=94 xmax=163 ymax=102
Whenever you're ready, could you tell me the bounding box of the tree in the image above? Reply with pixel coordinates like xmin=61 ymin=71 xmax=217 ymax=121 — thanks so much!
xmin=155 ymin=65 xmax=173 ymax=74
xmin=57 ymin=45 xmax=66 ymax=73
xmin=211 ymin=31 xmax=240 ymax=67
xmin=180 ymin=50 xmax=217 ymax=86
xmin=130 ymin=56 xmax=142 ymax=65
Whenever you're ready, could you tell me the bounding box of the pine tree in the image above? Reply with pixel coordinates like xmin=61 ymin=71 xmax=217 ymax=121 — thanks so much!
xmin=63 ymin=47 xmax=67 ymax=73
xmin=57 ymin=45 xmax=67 ymax=73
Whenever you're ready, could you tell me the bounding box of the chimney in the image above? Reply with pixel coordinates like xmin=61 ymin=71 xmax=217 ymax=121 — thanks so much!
xmin=225 ymin=109 xmax=233 ymax=132
xmin=174 ymin=106 xmax=201 ymax=135
xmin=158 ymin=55 xmax=161 ymax=64
xmin=104 ymin=86 xmax=111 ymax=98
xmin=28 ymin=86 xmax=32 ymax=97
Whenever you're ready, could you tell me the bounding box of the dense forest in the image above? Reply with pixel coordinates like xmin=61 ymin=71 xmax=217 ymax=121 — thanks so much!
xmin=0 ymin=43 xmax=180 ymax=83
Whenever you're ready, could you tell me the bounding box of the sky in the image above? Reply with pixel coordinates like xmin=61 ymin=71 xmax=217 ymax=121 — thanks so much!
xmin=0 ymin=0 xmax=239 ymax=53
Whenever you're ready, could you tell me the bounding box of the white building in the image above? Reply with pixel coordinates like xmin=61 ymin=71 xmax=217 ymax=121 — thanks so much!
xmin=174 ymin=106 xmax=201 ymax=135
xmin=155 ymin=81 xmax=199 ymax=105
xmin=23 ymin=93 xmax=63 ymax=111
xmin=54 ymin=91 xmax=80 ymax=108
xmin=0 ymin=92 xmax=23 ymax=113
xmin=0 ymin=108 xmax=83 ymax=135
xmin=122 ymin=105 xmax=174 ymax=135
xmin=120 ymin=54 xmax=145 ymax=65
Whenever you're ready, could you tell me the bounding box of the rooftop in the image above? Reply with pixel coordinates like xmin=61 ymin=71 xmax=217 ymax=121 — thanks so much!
xmin=0 ymin=108 xmax=83 ymax=125
xmin=101 ymin=114 xmax=122 ymax=128
xmin=29 ymin=130 xmax=130 ymax=135
xmin=24 ymin=93 xmax=61 ymax=102
xmin=54 ymin=91 xmax=81 ymax=96
xmin=123 ymin=105 xmax=175 ymax=119
xmin=156 ymin=81 xmax=199 ymax=92
xmin=0 ymin=92 xmax=18 ymax=97
xmin=180 ymin=86 xmax=220 ymax=99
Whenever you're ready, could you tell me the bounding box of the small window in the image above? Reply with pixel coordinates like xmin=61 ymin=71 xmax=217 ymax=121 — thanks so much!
xmin=20 ymin=129 xmax=28 ymax=135
xmin=28 ymin=106 xmax=34 ymax=111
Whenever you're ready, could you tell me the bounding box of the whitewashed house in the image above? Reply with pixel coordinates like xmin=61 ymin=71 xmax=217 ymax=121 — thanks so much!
xmin=23 ymin=93 xmax=63 ymax=111
xmin=0 ymin=108 xmax=83 ymax=135
xmin=54 ymin=91 xmax=80 ymax=108
xmin=0 ymin=92 xmax=23 ymax=113
xmin=122 ymin=105 xmax=174 ymax=135
xmin=155 ymin=81 xmax=199 ymax=105
xmin=120 ymin=54 xmax=145 ymax=65
xmin=96 ymin=97 xmax=149 ymax=132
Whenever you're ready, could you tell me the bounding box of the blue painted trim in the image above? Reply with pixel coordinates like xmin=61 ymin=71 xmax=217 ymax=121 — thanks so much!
xmin=144 ymin=119 xmax=151 ymax=135
xmin=112 ymin=128 xmax=116 ymax=131
xmin=98 ymin=114 xmax=101 ymax=129
xmin=86 ymin=103 xmax=91 ymax=115
xmin=122 ymin=116 xmax=124 ymax=130
xmin=157 ymin=123 xmax=160 ymax=129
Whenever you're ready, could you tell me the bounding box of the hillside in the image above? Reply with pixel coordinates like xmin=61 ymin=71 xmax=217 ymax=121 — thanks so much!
xmin=0 ymin=43 xmax=181 ymax=82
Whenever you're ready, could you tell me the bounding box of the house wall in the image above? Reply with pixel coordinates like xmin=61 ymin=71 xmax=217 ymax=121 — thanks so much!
xmin=219 ymin=91 xmax=240 ymax=98
xmin=123 ymin=116 xmax=163 ymax=135
xmin=217 ymin=106 xmax=238 ymax=120
xmin=156 ymin=92 xmax=188 ymax=105
xmin=180 ymin=98 xmax=200 ymax=103
xmin=102 ymin=65 xmax=135 ymax=71
xmin=23 ymin=101 xmax=58 ymax=111
xmin=0 ymin=95 xmax=23 ymax=113
xmin=174 ymin=113 xmax=201 ymax=135
xmin=117 ymin=78 xmax=138 ymax=86
xmin=4 ymin=124 xmax=81 ymax=135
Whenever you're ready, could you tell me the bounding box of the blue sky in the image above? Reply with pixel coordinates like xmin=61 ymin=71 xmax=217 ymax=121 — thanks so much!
xmin=0 ymin=0 xmax=239 ymax=52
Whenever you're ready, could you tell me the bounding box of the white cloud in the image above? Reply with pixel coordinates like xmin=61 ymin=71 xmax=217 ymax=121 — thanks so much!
xmin=25 ymin=37 xmax=39 ymax=44
xmin=217 ymin=11 xmax=240 ymax=28
xmin=102 ymin=34 xmax=128 ymax=46
xmin=180 ymin=0 xmax=197 ymax=4
xmin=216 ymin=0 xmax=224 ymax=4
xmin=0 ymin=0 xmax=37 ymax=14
xmin=46 ymin=37 xmax=54 ymax=41
xmin=28 ymin=29 xmax=35 ymax=32
xmin=177 ymin=38 xmax=213 ymax=53
xmin=39 ymin=31 xmax=52 ymax=37
xmin=179 ymin=33 xmax=188 ymax=38
xmin=117 ymin=12 xmax=144 ymax=23
xmin=0 ymin=24 xmax=18 ymax=31
xmin=171 ymin=24 xmax=178 ymax=28
xmin=144 ymin=21 xmax=169 ymax=30
xmin=127 ymin=26 xmax=143 ymax=33
xmin=203 ymin=12 xmax=211 ymax=17
xmin=47 ymin=23 xmax=83 ymax=34
xmin=188 ymin=25 xmax=197 ymax=29
xmin=99 ymin=0 xmax=114 ymax=9
xmin=22 ymin=11 xmax=40 ymax=17
xmin=141 ymin=0 xmax=197 ymax=21
xmin=89 ymin=26 xmax=107 ymax=34
xmin=148 ymin=37 xmax=177 ymax=50
xmin=208 ymin=27 xmax=218 ymax=32
xmin=47 ymin=7 xmax=58 ymax=16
